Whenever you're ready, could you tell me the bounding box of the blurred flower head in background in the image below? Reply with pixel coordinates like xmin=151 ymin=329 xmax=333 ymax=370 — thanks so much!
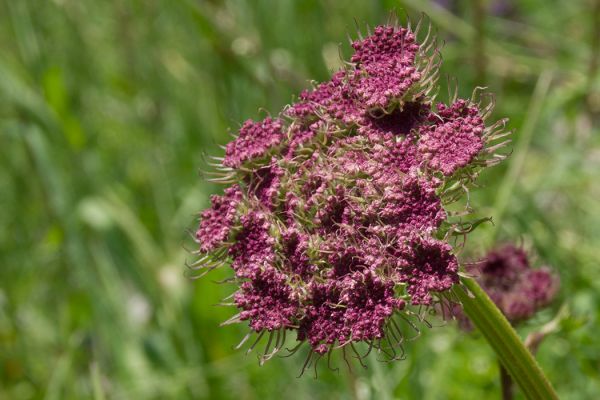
xmin=453 ymin=244 xmax=559 ymax=329
xmin=192 ymin=19 xmax=510 ymax=366
xmin=433 ymin=0 xmax=516 ymax=17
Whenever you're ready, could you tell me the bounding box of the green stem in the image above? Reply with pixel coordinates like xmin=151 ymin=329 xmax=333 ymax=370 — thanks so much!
xmin=452 ymin=277 xmax=558 ymax=400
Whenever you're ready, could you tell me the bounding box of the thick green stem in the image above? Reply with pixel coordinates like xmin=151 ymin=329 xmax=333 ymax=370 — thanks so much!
xmin=452 ymin=277 xmax=558 ymax=400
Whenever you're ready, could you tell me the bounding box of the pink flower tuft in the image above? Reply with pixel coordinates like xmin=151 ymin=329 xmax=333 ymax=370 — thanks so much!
xmin=351 ymin=26 xmax=421 ymax=109
xmin=287 ymin=71 xmax=363 ymax=125
xmin=418 ymin=100 xmax=485 ymax=175
xmin=224 ymin=117 xmax=283 ymax=168
xmin=248 ymin=159 xmax=284 ymax=209
xmin=397 ymin=234 xmax=459 ymax=305
xmin=195 ymin=185 xmax=242 ymax=253
xmin=365 ymin=174 xmax=446 ymax=233
xmin=229 ymin=212 xmax=276 ymax=279
xmin=235 ymin=266 xmax=298 ymax=332
xmin=298 ymin=271 xmax=405 ymax=354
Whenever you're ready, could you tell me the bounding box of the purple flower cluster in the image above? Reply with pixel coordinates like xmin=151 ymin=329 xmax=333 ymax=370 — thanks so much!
xmin=234 ymin=266 xmax=297 ymax=332
xmin=224 ymin=118 xmax=283 ymax=168
xmin=298 ymin=271 xmax=405 ymax=354
xmin=193 ymin=22 xmax=509 ymax=362
xmin=195 ymin=185 xmax=242 ymax=253
xmin=418 ymin=100 xmax=485 ymax=175
xmin=287 ymin=26 xmax=422 ymax=123
xmin=351 ymin=25 xmax=421 ymax=109
xmin=468 ymin=245 xmax=560 ymax=323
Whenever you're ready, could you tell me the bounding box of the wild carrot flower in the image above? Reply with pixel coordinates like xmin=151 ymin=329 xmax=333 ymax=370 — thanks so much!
xmin=190 ymin=18 xmax=510 ymax=368
xmin=455 ymin=245 xmax=559 ymax=328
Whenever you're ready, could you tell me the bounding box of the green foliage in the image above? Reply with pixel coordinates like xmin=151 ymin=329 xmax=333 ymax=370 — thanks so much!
xmin=1 ymin=0 xmax=599 ymax=398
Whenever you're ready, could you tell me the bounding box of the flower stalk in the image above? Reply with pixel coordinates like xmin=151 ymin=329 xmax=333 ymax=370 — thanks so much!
xmin=453 ymin=276 xmax=558 ymax=400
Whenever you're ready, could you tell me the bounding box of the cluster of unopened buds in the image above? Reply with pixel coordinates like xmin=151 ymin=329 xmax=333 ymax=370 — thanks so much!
xmin=192 ymin=19 xmax=511 ymax=368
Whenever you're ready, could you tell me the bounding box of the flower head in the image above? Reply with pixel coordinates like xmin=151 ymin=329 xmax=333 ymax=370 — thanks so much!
xmin=418 ymin=100 xmax=486 ymax=175
xmin=453 ymin=245 xmax=560 ymax=329
xmin=351 ymin=25 xmax=421 ymax=110
xmin=474 ymin=245 xmax=559 ymax=323
xmin=224 ymin=118 xmax=283 ymax=168
xmin=192 ymin=20 xmax=510 ymax=367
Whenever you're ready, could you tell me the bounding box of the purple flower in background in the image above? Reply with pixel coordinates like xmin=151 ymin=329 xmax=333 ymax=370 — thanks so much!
xmin=433 ymin=0 xmax=516 ymax=17
xmin=191 ymin=20 xmax=510 ymax=366
xmin=454 ymin=245 xmax=559 ymax=328
xmin=477 ymin=245 xmax=559 ymax=323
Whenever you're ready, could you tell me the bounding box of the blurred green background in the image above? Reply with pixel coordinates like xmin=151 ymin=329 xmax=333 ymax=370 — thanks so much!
xmin=1 ymin=0 xmax=599 ymax=399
